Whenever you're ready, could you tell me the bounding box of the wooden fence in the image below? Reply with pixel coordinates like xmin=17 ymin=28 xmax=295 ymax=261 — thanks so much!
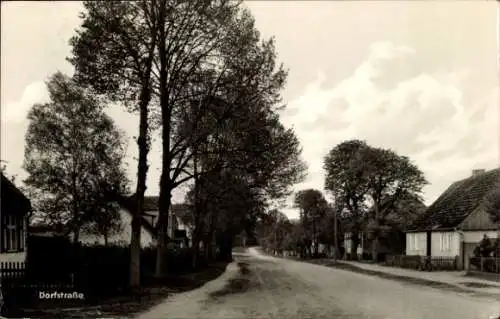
xmin=0 ymin=261 xmax=80 ymax=317
xmin=385 ymin=255 xmax=459 ymax=271
xmin=0 ymin=262 xmax=25 ymax=278
xmin=469 ymin=257 xmax=500 ymax=273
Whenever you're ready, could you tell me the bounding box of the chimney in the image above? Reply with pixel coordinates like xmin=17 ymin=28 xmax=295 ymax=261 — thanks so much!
xmin=472 ymin=169 xmax=485 ymax=177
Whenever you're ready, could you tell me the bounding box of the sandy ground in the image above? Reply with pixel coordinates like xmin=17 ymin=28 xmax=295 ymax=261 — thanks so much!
xmin=137 ymin=248 xmax=500 ymax=319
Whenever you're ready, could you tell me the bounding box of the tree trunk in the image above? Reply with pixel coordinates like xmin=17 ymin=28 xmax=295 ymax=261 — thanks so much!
xmin=372 ymin=236 xmax=379 ymax=262
xmin=219 ymin=231 xmax=233 ymax=262
xmin=156 ymin=184 xmax=171 ymax=277
xmin=206 ymin=216 xmax=216 ymax=261
xmin=333 ymin=209 xmax=339 ymax=260
xmin=191 ymin=231 xmax=201 ymax=270
xmin=131 ymin=83 xmax=151 ymax=286
xmin=372 ymin=221 xmax=380 ymax=262
xmin=104 ymin=233 xmax=108 ymax=246
xmin=156 ymin=1 xmax=172 ymax=278
xmin=204 ymin=236 xmax=211 ymax=259
xmin=351 ymin=232 xmax=360 ymax=261
xmin=73 ymin=229 xmax=80 ymax=245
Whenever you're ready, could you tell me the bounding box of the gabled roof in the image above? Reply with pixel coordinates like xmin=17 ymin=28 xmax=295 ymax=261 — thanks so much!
xmin=115 ymin=194 xmax=157 ymax=236
xmin=408 ymin=168 xmax=500 ymax=231
xmin=170 ymin=203 xmax=194 ymax=226
xmin=1 ymin=173 xmax=31 ymax=214
xmin=116 ymin=194 xmax=193 ymax=235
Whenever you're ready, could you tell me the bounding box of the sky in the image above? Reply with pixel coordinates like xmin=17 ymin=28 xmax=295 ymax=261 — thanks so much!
xmin=1 ymin=1 xmax=499 ymax=219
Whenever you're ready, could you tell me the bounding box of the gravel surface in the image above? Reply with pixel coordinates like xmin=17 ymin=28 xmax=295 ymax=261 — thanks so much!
xmin=137 ymin=248 xmax=500 ymax=319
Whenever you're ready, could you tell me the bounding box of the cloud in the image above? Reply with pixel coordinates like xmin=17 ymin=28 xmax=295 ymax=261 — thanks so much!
xmin=2 ymin=81 xmax=49 ymax=123
xmin=281 ymin=41 xmax=499 ymax=217
xmin=1 ymin=81 xmax=51 ymax=181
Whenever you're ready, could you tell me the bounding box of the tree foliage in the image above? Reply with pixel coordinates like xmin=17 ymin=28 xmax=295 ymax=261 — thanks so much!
xmin=23 ymin=72 xmax=129 ymax=242
xmin=294 ymin=189 xmax=328 ymax=256
xmin=485 ymin=181 xmax=500 ymax=226
xmin=324 ymin=139 xmax=427 ymax=260
xmin=70 ymin=0 xmax=306 ymax=275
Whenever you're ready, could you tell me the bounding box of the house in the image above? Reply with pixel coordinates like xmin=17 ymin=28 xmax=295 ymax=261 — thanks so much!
xmin=145 ymin=200 xmax=194 ymax=248
xmin=0 ymin=173 xmax=30 ymax=262
xmin=343 ymin=194 xmax=426 ymax=260
xmin=343 ymin=231 xmax=368 ymax=259
xmin=406 ymin=168 xmax=500 ymax=270
xmin=78 ymin=195 xmax=193 ymax=248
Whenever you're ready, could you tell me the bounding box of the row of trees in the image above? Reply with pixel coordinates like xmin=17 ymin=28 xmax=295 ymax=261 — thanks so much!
xmin=259 ymin=140 xmax=428 ymax=261
xmin=20 ymin=0 xmax=306 ymax=289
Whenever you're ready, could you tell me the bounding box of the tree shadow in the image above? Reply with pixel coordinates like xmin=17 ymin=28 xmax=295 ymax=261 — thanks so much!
xmin=208 ymin=262 xmax=254 ymax=299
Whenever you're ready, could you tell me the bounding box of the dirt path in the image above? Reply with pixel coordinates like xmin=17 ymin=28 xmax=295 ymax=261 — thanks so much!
xmin=137 ymin=248 xmax=500 ymax=319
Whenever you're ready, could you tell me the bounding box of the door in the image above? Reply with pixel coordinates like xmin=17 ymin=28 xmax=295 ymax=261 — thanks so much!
xmin=426 ymin=231 xmax=432 ymax=257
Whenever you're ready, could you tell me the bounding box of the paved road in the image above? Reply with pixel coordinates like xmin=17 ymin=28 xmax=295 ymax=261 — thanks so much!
xmin=137 ymin=248 xmax=500 ymax=319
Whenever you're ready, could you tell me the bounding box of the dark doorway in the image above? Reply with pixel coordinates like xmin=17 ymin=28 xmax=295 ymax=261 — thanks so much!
xmin=426 ymin=231 xmax=432 ymax=257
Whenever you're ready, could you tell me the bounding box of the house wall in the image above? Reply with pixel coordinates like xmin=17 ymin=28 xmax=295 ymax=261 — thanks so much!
xmin=344 ymin=233 xmax=352 ymax=254
xmin=176 ymin=217 xmax=192 ymax=239
xmin=79 ymin=209 xmax=155 ymax=247
xmin=0 ymin=252 xmax=25 ymax=262
xmin=144 ymin=209 xmax=181 ymax=240
xmin=431 ymin=231 xmax=460 ymax=257
xmin=0 ymin=214 xmax=28 ymax=262
xmin=344 ymin=232 xmax=366 ymax=255
xmin=462 ymin=230 xmax=498 ymax=243
xmin=405 ymin=232 xmax=426 ymax=256
xmin=459 ymin=206 xmax=498 ymax=231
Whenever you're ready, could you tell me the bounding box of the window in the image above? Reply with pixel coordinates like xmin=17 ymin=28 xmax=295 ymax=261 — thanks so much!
xmin=4 ymin=214 xmax=23 ymax=252
xmin=440 ymin=233 xmax=453 ymax=251
xmin=408 ymin=234 xmax=418 ymax=251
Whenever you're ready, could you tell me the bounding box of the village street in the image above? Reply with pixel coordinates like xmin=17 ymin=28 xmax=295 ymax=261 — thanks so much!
xmin=137 ymin=248 xmax=500 ymax=319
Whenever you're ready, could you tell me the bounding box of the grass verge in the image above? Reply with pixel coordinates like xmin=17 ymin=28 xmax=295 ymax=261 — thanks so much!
xmin=17 ymin=262 xmax=229 ymax=319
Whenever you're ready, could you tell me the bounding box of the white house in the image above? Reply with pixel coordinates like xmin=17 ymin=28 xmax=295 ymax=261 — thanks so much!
xmin=344 ymin=232 xmax=367 ymax=258
xmin=0 ymin=174 xmax=30 ymax=263
xmin=406 ymin=168 xmax=500 ymax=269
xmin=79 ymin=196 xmax=193 ymax=248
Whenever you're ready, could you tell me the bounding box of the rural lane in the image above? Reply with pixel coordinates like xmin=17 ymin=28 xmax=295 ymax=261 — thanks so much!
xmin=137 ymin=248 xmax=500 ymax=319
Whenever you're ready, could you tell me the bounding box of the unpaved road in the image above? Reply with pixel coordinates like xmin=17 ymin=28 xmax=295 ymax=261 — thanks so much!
xmin=137 ymin=248 xmax=500 ymax=319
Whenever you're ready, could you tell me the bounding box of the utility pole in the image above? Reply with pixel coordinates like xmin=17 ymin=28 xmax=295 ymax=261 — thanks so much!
xmin=333 ymin=203 xmax=339 ymax=261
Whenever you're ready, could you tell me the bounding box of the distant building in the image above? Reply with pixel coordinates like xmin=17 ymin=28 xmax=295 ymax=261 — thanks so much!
xmin=78 ymin=195 xmax=193 ymax=248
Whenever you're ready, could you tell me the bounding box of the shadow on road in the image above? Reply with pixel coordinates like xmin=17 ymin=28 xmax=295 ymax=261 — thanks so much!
xmin=208 ymin=262 xmax=256 ymax=299
xmin=460 ymin=282 xmax=500 ymax=289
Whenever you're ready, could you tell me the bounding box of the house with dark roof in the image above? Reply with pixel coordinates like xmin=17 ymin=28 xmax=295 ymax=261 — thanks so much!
xmin=406 ymin=168 xmax=500 ymax=269
xmin=0 ymin=173 xmax=31 ymax=262
xmin=78 ymin=195 xmax=193 ymax=248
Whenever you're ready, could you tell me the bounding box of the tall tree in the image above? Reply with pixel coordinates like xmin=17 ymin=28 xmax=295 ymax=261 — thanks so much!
xmin=171 ymin=5 xmax=304 ymax=267
xmin=23 ymin=72 xmax=128 ymax=244
xmin=361 ymin=147 xmax=427 ymax=261
xmin=324 ymin=139 xmax=427 ymax=261
xmin=82 ymin=167 xmax=130 ymax=246
xmin=69 ymin=0 xmax=159 ymax=287
xmin=324 ymin=140 xmax=371 ymax=259
xmin=70 ymin=0 xmax=302 ymax=277
xmin=294 ymin=189 xmax=328 ymax=257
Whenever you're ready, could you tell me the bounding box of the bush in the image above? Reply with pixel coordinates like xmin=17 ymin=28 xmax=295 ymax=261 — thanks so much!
xmin=26 ymin=235 xmax=75 ymax=283
xmin=23 ymin=241 xmax=206 ymax=300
